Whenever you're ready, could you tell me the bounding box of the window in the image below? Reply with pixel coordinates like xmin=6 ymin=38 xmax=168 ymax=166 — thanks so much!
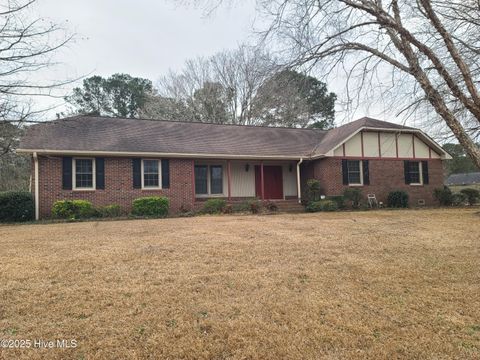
xmin=406 ymin=161 xmax=422 ymax=185
xmin=194 ymin=164 xmax=224 ymax=196
xmin=195 ymin=165 xmax=208 ymax=194
xmin=74 ymin=158 xmax=95 ymax=189
xmin=142 ymin=159 xmax=161 ymax=188
xmin=347 ymin=160 xmax=362 ymax=185
xmin=210 ymin=166 xmax=223 ymax=194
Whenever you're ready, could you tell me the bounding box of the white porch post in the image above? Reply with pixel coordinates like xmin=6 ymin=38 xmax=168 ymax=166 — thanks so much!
xmin=227 ymin=160 xmax=231 ymax=200
xmin=33 ymin=152 xmax=39 ymax=220
xmin=296 ymin=158 xmax=303 ymax=204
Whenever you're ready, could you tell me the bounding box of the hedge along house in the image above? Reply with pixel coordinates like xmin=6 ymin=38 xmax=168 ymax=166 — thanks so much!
xmin=17 ymin=115 xmax=451 ymax=220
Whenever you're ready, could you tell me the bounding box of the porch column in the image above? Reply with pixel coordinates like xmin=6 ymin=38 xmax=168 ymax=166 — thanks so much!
xmin=297 ymin=158 xmax=303 ymax=204
xmin=191 ymin=160 xmax=195 ymax=208
xmin=227 ymin=160 xmax=232 ymax=200
xmin=33 ymin=152 xmax=39 ymax=220
xmin=260 ymin=161 xmax=265 ymax=200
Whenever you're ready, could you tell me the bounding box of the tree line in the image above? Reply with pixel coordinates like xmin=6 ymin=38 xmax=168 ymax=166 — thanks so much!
xmin=64 ymin=46 xmax=337 ymax=130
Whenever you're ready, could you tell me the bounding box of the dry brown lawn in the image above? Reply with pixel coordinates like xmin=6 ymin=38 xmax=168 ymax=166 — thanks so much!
xmin=0 ymin=209 xmax=479 ymax=359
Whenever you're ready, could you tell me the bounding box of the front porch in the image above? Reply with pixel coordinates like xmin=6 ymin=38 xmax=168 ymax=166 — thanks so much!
xmin=193 ymin=159 xmax=301 ymax=202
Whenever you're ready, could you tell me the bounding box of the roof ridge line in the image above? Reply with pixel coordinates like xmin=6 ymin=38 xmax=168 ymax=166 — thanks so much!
xmin=58 ymin=114 xmax=329 ymax=132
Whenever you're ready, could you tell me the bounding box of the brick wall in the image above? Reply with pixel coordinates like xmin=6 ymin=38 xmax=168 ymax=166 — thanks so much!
xmin=33 ymin=155 xmax=445 ymax=218
xmin=35 ymin=156 xmax=194 ymax=218
xmin=304 ymin=157 xmax=444 ymax=206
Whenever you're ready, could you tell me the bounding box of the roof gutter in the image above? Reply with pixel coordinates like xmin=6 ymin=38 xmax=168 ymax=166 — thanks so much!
xmin=16 ymin=148 xmax=306 ymax=161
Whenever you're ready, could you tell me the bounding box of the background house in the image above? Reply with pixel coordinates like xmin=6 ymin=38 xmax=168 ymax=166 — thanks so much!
xmin=445 ymin=172 xmax=480 ymax=192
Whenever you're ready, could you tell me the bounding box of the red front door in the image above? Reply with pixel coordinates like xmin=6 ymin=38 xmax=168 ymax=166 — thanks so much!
xmin=255 ymin=165 xmax=284 ymax=199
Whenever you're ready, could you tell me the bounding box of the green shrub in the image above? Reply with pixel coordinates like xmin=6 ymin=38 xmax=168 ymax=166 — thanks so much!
xmin=326 ymin=195 xmax=345 ymax=209
xmin=202 ymin=199 xmax=227 ymax=214
xmin=387 ymin=191 xmax=409 ymax=208
xmin=343 ymin=188 xmax=363 ymax=208
xmin=52 ymin=200 xmax=97 ymax=219
xmin=305 ymin=199 xmax=338 ymax=212
xmin=264 ymin=201 xmax=278 ymax=212
xmin=0 ymin=191 xmax=34 ymax=222
xmin=232 ymin=201 xmax=250 ymax=212
xmin=132 ymin=196 xmax=169 ymax=217
xmin=460 ymin=188 xmax=480 ymax=205
xmin=305 ymin=202 xmax=321 ymax=212
xmin=433 ymin=186 xmax=453 ymax=206
xmin=452 ymin=193 xmax=467 ymax=206
xmin=97 ymin=204 xmax=122 ymax=218
xmin=304 ymin=179 xmax=322 ymax=203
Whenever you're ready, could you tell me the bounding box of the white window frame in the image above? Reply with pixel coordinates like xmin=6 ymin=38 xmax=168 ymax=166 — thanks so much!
xmin=347 ymin=160 xmax=363 ymax=186
xmin=73 ymin=158 xmax=96 ymax=191
xmin=141 ymin=159 xmax=162 ymax=190
xmin=195 ymin=164 xmax=224 ymax=197
xmin=409 ymin=161 xmax=423 ymax=186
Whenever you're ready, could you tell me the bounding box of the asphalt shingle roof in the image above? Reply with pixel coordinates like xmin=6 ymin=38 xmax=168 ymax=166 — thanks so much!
xmin=18 ymin=115 xmax=419 ymax=158
xmin=445 ymin=172 xmax=480 ymax=186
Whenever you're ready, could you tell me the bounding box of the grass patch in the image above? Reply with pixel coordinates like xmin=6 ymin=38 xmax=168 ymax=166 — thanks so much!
xmin=0 ymin=209 xmax=478 ymax=359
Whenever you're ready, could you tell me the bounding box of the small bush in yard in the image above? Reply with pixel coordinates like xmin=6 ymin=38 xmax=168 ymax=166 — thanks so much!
xmin=264 ymin=201 xmax=278 ymax=212
xmin=97 ymin=204 xmax=122 ymax=218
xmin=326 ymin=195 xmax=345 ymax=209
xmin=451 ymin=193 xmax=467 ymax=206
xmin=306 ymin=200 xmax=338 ymax=212
xmin=460 ymin=188 xmax=480 ymax=205
xmin=304 ymin=179 xmax=322 ymax=203
xmin=232 ymin=202 xmax=249 ymax=212
xmin=132 ymin=196 xmax=169 ymax=217
xmin=343 ymin=188 xmax=363 ymax=208
xmin=202 ymin=199 xmax=226 ymax=214
xmin=433 ymin=186 xmax=453 ymax=206
xmin=52 ymin=200 xmax=97 ymax=219
xmin=0 ymin=191 xmax=34 ymax=222
xmin=387 ymin=191 xmax=409 ymax=208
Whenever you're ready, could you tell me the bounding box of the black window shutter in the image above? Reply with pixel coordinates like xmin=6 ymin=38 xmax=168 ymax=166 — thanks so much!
xmin=62 ymin=157 xmax=72 ymax=190
xmin=132 ymin=158 xmax=141 ymax=189
xmin=404 ymin=160 xmax=410 ymax=184
xmin=362 ymin=160 xmax=370 ymax=185
xmin=342 ymin=159 xmax=349 ymax=185
xmin=161 ymin=159 xmax=170 ymax=189
xmin=422 ymin=161 xmax=429 ymax=185
xmin=96 ymin=158 xmax=105 ymax=189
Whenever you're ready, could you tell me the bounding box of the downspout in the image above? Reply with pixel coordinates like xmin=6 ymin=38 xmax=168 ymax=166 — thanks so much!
xmin=33 ymin=152 xmax=39 ymax=221
xmin=296 ymin=158 xmax=303 ymax=204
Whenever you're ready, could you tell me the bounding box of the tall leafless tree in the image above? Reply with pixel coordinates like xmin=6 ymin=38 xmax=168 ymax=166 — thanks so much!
xmin=0 ymin=0 xmax=71 ymax=190
xmin=249 ymin=0 xmax=480 ymax=167
xmin=0 ymin=0 xmax=72 ymax=127
xmin=148 ymin=45 xmax=276 ymax=125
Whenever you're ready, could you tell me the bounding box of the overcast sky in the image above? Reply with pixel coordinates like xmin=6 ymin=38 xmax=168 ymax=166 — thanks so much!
xmin=31 ymin=0 xmax=405 ymax=126
xmin=36 ymin=0 xmax=257 ymax=79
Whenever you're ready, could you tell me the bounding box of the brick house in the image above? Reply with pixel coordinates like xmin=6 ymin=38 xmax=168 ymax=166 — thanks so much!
xmin=17 ymin=116 xmax=451 ymax=219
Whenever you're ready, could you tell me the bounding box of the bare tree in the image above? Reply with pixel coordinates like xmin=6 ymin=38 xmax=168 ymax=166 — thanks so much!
xmin=148 ymin=45 xmax=276 ymax=125
xmin=0 ymin=0 xmax=72 ymax=119
xmin=209 ymin=45 xmax=275 ymax=124
xmin=248 ymin=0 xmax=480 ymax=167
xmin=0 ymin=0 xmax=71 ymax=190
